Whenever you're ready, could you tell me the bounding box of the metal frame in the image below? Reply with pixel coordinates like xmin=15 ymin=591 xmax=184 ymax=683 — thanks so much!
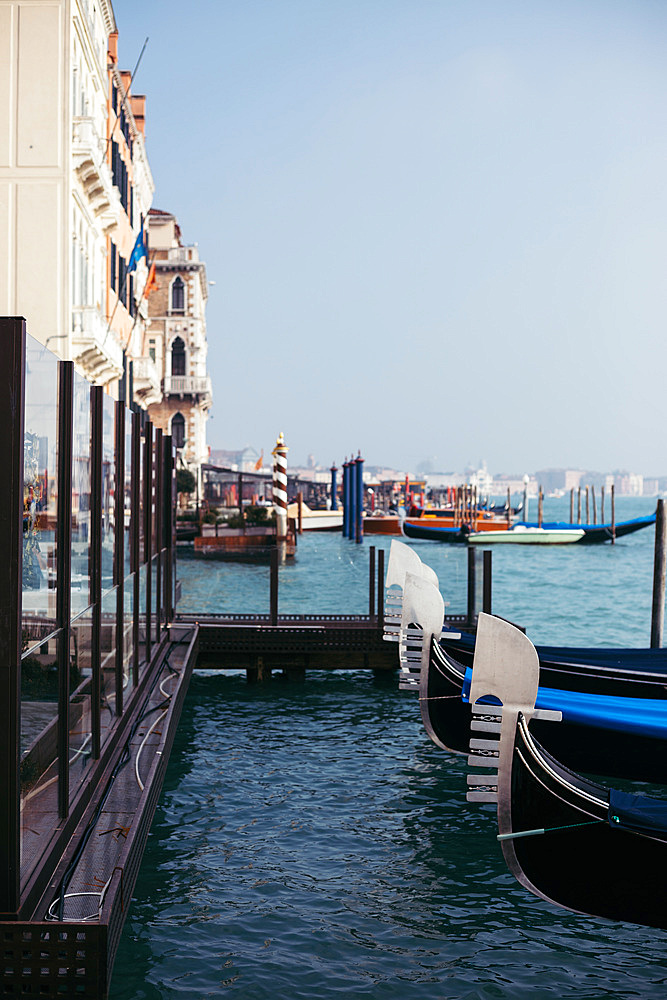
xmin=56 ymin=360 xmax=73 ymax=815
xmin=90 ymin=386 xmax=103 ymax=759
xmin=114 ymin=403 xmax=125 ymax=715
xmin=0 ymin=318 xmax=25 ymax=917
xmin=143 ymin=420 xmax=153 ymax=663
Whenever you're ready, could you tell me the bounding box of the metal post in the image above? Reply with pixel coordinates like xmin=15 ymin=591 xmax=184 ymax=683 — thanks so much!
xmin=155 ymin=428 xmax=163 ymax=641
xmin=143 ymin=420 xmax=153 ymax=664
xmin=131 ymin=410 xmax=141 ymax=685
xmin=56 ymin=361 xmax=73 ymax=816
xmin=330 ymin=464 xmax=338 ymax=511
xmin=0 ymin=318 xmax=25 ymax=915
xmin=369 ymin=546 xmax=376 ymax=619
xmin=651 ymin=499 xmax=667 ymax=648
xmin=90 ymin=386 xmax=103 ymax=759
xmin=164 ymin=436 xmax=175 ymax=621
xmin=482 ymin=550 xmax=492 ymax=614
xmin=270 ymin=547 xmax=278 ymax=625
xmin=355 ymin=453 xmax=364 ymax=543
xmin=377 ymin=547 xmax=385 ymax=629
xmin=114 ymin=403 xmax=125 ymax=715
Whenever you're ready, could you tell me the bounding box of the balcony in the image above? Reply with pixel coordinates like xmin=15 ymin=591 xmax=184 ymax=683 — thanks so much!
xmin=163 ymin=375 xmax=212 ymax=404
xmin=72 ymin=306 xmax=124 ymax=384
xmin=72 ymin=116 xmax=121 ymax=234
xmin=132 ymin=356 xmax=162 ymax=408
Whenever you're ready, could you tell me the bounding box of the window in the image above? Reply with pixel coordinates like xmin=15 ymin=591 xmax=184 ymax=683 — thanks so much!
xmin=149 ymin=340 xmax=156 ymax=363
xmin=172 ymin=412 xmax=185 ymax=449
xmin=171 ymin=337 xmax=186 ymax=376
xmin=171 ymin=276 xmax=185 ymax=313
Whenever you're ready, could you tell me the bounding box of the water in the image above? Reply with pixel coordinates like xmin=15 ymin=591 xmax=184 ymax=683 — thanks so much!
xmin=111 ymin=497 xmax=667 ymax=998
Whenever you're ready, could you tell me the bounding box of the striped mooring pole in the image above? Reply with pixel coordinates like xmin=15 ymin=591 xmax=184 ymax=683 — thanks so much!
xmin=272 ymin=432 xmax=289 ymax=560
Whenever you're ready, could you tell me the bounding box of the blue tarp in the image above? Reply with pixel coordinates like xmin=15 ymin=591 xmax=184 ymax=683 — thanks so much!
xmin=462 ymin=668 xmax=667 ymax=739
xmin=609 ymin=789 xmax=667 ymax=836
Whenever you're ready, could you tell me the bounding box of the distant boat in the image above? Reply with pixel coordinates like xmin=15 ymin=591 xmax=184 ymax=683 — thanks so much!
xmin=286 ymin=501 xmax=343 ymax=531
xmin=468 ymin=525 xmax=585 ymax=544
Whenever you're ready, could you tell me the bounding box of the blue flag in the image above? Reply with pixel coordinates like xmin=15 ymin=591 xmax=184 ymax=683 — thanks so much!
xmin=128 ymin=225 xmax=147 ymax=272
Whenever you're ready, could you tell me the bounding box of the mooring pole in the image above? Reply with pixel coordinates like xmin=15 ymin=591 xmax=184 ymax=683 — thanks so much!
xmin=585 ymin=486 xmax=590 ymax=524
xmin=569 ymin=488 xmax=574 ymax=524
xmin=330 ymin=463 xmax=338 ymax=510
xmin=272 ymin=432 xmax=289 ymax=563
xmin=369 ymin=545 xmax=376 ymax=619
xmin=355 ymin=452 xmax=364 ymax=543
xmin=482 ymin=550 xmax=492 ymax=614
xmin=650 ymin=498 xmax=666 ymax=648
xmin=270 ymin=547 xmax=279 ymax=625
xmin=467 ymin=547 xmax=479 ymax=625
xmin=297 ymin=490 xmax=303 ymax=534
xmin=377 ymin=547 xmax=385 ymax=629
xmin=342 ymin=460 xmax=349 ymax=537
xmin=591 ymin=485 xmax=597 ymax=525
xmin=611 ymin=484 xmax=616 ymax=543
xmin=538 ymin=486 xmax=543 ymax=528
xmin=577 ymin=487 xmax=582 ymax=524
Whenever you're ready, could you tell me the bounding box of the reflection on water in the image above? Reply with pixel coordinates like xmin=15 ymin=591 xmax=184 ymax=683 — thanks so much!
xmin=112 ymin=505 xmax=666 ymax=998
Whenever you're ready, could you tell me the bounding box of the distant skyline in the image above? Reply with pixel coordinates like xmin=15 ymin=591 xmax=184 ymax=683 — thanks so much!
xmin=114 ymin=0 xmax=667 ymax=474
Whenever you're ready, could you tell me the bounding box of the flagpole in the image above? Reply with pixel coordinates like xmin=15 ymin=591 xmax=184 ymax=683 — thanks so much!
xmin=121 ymin=249 xmax=158 ymax=352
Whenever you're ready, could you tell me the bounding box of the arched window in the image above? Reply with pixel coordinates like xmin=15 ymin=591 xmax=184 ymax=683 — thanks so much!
xmin=171 ymin=276 xmax=185 ymax=312
xmin=171 ymin=336 xmax=186 ymax=376
xmin=172 ymin=412 xmax=185 ymax=449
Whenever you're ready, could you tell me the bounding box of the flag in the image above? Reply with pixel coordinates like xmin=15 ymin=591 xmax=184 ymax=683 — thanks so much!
xmin=128 ymin=225 xmax=147 ymax=272
xmin=143 ymin=260 xmax=158 ymax=297
xmin=254 ymin=450 xmax=264 ymax=471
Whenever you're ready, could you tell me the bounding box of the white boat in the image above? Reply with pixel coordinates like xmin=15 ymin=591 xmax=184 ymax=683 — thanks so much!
xmin=286 ymin=502 xmax=343 ymax=531
xmin=467 ymin=525 xmax=585 ymax=545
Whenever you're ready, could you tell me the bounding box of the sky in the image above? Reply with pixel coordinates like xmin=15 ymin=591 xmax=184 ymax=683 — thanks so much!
xmin=113 ymin=0 xmax=667 ymax=475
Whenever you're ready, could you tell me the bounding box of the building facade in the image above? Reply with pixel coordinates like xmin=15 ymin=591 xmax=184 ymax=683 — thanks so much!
xmin=0 ymin=0 xmax=154 ymax=400
xmin=145 ymin=209 xmax=212 ymax=481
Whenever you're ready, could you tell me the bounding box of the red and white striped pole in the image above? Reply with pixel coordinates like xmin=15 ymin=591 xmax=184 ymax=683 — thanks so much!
xmin=272 ymin=432 xmax=288 ymax=545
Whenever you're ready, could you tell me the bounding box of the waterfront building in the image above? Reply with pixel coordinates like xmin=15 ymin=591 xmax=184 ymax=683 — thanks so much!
xmin=0 ymin=1 xmax=155 ymax=397
xmin=145 ymin=208 xmax=212 ymax=488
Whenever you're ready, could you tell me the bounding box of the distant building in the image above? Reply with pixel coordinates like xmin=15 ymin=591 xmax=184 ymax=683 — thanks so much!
xmin=145 ymin=209 xmax=212 ymax=482
xmin=209 ymin=447 xmax=261 ymax=473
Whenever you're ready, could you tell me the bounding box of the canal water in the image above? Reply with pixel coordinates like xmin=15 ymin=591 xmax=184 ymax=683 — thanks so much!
xmin=111 ymin=498 xmax=667 ymax=999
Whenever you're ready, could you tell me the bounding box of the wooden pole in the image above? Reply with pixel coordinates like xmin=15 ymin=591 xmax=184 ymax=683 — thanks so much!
xmin=569 ymin=488 xmax=574 ymax=524
xmin=601 ymin=486 xmax=605 ymax=524
xmin=584 ymin=486 xmax=589 ymax=524
xmin=506 ymin=488 xmax=511 ymax=528
xmin=482 ymin=550 xmax=492 ymax=614
xmin=611 ymin=484 xmax=616 ymax=543
xmin=651 ymin=499 xmax=667 ymax=648
xmin=538 ymin=486 xmax=543 ymax=528
xmin=377 ymin=547 xmax=385 ymax=629
xmin=577 ymin=487 xmax=581 ymax=524
xmin=369 ymin=545 xmax=376 ymax=619
xmin=591 ymin=485 xmax=597 ymax=525
xmin=270 ymin=546 xmax=279 ymax=624
xmin=297 ymin=490 xmax=303 ymax=534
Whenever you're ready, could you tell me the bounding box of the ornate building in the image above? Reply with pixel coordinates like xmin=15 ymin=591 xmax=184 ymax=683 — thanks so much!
xmin=0 ymin=0 xmax=154 ymax=400
xmin=145 ymin=209 xmax=212 ymax=482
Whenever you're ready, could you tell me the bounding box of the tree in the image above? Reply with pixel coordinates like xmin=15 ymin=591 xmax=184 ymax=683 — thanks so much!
xmin=176 ymin=468 xmax=196 ymax=495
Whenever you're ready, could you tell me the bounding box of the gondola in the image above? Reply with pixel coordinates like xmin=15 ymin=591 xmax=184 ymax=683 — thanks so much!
xmin=402 ymin=512 xmax=656 ymax=544
xmin=465 ymin=614 xmax=667 ymax=930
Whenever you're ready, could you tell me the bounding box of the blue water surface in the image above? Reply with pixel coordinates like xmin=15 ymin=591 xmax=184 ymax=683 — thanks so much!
xmin=111 ymin=497 xmax=667 ymax=998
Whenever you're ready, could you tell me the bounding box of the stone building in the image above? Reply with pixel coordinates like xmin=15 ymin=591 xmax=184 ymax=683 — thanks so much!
xmin=145 ymin=209 xmax=212 ymax=483
xmin=0 ymin=0 xmax=154 ymax=400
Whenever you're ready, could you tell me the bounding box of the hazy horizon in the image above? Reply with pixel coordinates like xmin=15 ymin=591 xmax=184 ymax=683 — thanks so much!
xmin=114 ymin=0 xmax=667 ymax=474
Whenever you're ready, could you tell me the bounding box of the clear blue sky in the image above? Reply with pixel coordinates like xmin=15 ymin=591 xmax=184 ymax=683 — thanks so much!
xmin=114 ymin=0 xmax=667 ymax=474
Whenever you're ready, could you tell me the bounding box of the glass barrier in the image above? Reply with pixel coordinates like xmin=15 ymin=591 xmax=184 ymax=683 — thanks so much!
xmin=122 ymin=572 xmax=135 ymax=699
xmin=138 ymin=562 xmax=148 ymax=672
xmin=151 ymin=553 xmax=159 ymax=643
xmin=69 ymin=606 xmax=94 ymax=801
xmin=71 ymin=370 xmax=92 ymax=616
xmin=101 ymin=395 xmax=116 ymax=592
xmin=20 ymin=627 xmax=63 ymax=881
xmin=100 ymin=586 xmax=118 ymax=743
xmin=22 ymin=334 xmax=59 ymax=624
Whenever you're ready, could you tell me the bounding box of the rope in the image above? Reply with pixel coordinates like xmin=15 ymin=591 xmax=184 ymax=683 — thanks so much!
xmin=497 ymin=819 xmax=604 ymax=842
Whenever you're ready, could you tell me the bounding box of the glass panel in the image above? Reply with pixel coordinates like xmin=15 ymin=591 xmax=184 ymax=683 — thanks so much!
xmin=69 ymin=606 xmax=93 ymax=801
xmin=20 ymin=628 xmax=63 ymax=882
xmin=21 ymin=335 xmax=59 ymax=883
xmin=22 ymin=334 xmax=58 ymax=623
xmin=101 ymin=396 xmax=115 ymax=593
xmin=122 ymin=572 xmax=135 ymax=699
xmin=152 ymin=553 xmax=159 ymax=642
xmin=71 ymin=371 xmax=92 ymax=615
xmin=138 ymin=563 xmax=148 ymax=672
xmin=100 ymin=586 xmax=118 ymax=743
